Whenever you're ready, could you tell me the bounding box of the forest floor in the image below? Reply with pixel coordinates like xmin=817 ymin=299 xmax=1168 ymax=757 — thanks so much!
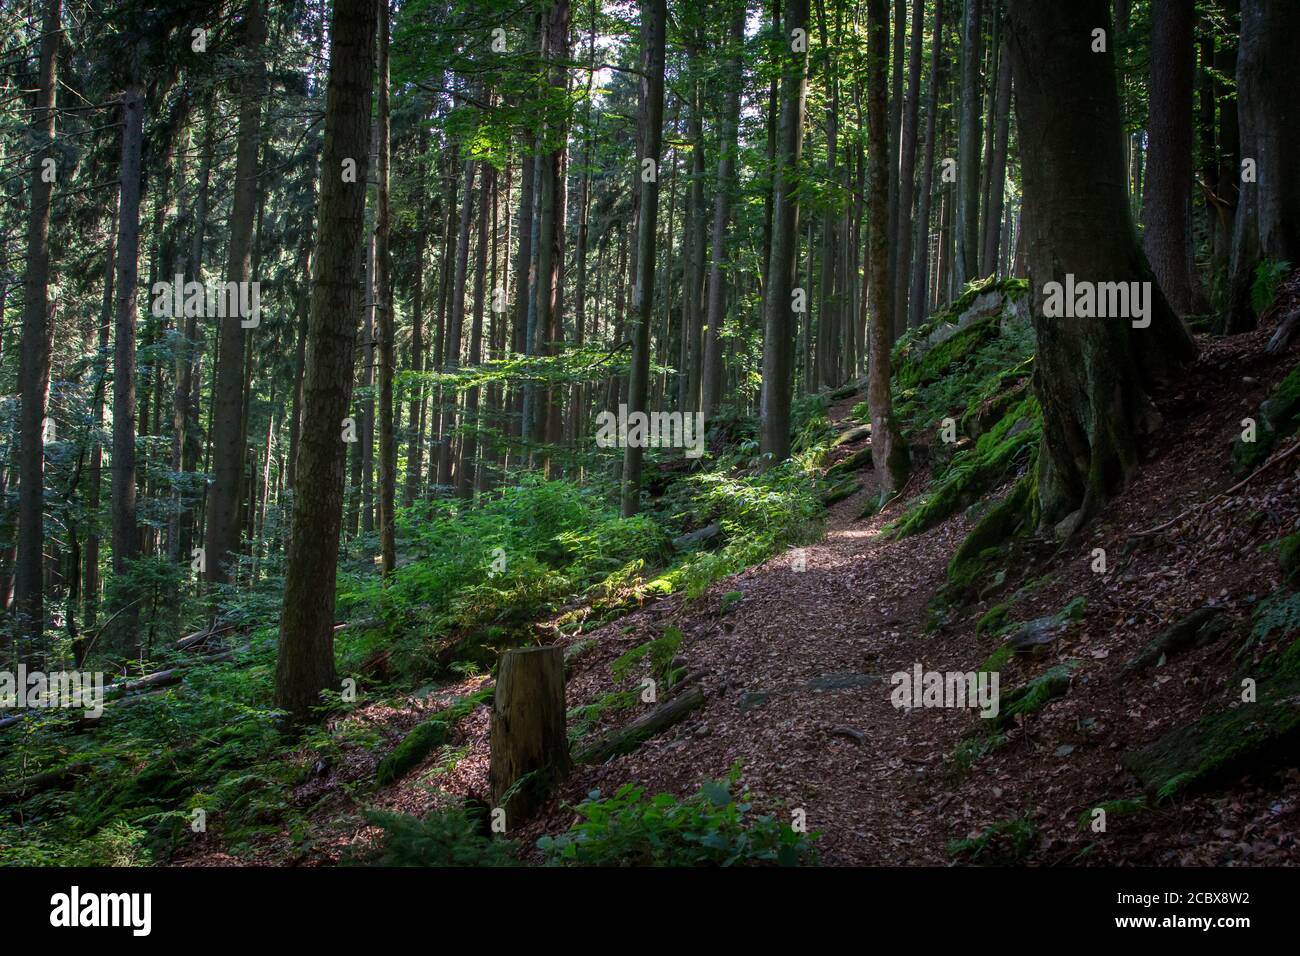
xmin=179 ymin=313 xmax=1300 ymax=868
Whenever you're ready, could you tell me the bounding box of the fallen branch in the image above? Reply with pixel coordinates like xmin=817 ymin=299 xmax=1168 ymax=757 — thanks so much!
xmin=1134 ymin=437 xmax=1300 ymax=538
xmin=573 ymin=685 xmax=706 ymax=764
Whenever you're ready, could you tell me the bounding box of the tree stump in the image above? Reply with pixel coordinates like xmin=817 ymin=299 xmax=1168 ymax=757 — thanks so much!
xmin=489 ymin=646 xmax=570 ymax=826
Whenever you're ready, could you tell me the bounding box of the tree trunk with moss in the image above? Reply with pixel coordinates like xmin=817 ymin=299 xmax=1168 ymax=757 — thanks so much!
xmin=866 ymin=0 xmax=909 ymax=496
xmin=1007 ymin=0 xmax=1197 ymax=537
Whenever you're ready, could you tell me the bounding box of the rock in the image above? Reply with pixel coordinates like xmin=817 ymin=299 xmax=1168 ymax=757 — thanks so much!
xmin=1122 ymin=606 xmax=1230 ymax=675
xmin=672 ymin=522 xmax=721 ymax=552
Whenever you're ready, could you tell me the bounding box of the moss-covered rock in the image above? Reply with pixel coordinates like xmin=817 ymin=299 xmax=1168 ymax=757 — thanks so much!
xmin=1277 ymin=533 xmax=1300 ymax=585
xmin=890 ymin=396 xmax=1040 ymax=539
xmin=375 ymin=687 xmax=493 ymax=786
xmin=1122 ymin=606 xmax=1230 ymax=675
xmin=976 ymin=602 xmax=1011 ymax=637
xmin=991 ymin=662 xmax=1076 ymax=732
xmin=940 ymin=467 xmax=1039 ymax=604
xmin=1231 ymin=361 xmax=1300 ymax=476
xmin=1124 ymin=636 xmax=1300 ymax=800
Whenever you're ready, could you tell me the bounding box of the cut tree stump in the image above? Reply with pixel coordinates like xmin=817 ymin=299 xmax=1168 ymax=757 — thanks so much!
xmin=489 ymin=646 xmax=570 ymax=824
xmin=574 ymin=685 xmax=706 ymax=764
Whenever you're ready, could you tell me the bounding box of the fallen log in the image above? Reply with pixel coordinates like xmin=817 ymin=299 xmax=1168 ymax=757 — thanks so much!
xmin=0 ymin=761 xmax=92 ymax=806
xmin=0 ymin=650 xmax=236 ymax=731
xmin=574 ymin=685 xmax=706 ymax=764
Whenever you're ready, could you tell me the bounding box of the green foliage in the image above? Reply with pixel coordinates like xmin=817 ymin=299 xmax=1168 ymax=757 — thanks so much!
xmin=375 ymin=688 xmax=493 ymax=785
xmin=947 ymin=817 xmax=1035 ymax=865
xmin=356 ymin=809 xmax=517 ymax=867
xmin=537 ymin=769 xmax=817 ymax=867
xmin=890 ymin=395 xmax=1041 ymax=539
xmin=611 ymin=627 xmax=683 ymax=684
xmin=653 ymin=463 xmax=823 ymax=600
xmin=1251 ymin=259 xmax=1291 ymax=315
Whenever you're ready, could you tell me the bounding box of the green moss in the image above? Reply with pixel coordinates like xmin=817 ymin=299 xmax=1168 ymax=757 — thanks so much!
xmin=567 ymin=689 xmax=640 ymax=743
xmin=890 ymin=396 xmax=1040 ymax=539
xmin=942 ymin=467 xmax=1039 ymax=603
xmin=977 ymin=603 xmax=1011 ymax=637
xmin=375 ymin=687 xmax=493 ymax=786
xmin=1232 ymin=361 xmax=1300 ymax=476
xmin=947 ymin=817 xmax=1035 ymax=865
xmin=1124 ymin=636 xmax=1300 ymax=800
xmin=991 ymin=662 xmax=1076 ymax=732
xmin=1076 ymin=798 xmax=1148 ymax=831
xmin=611 ymin=627 xmax=684 ymax=683
xmin=978 ymin=644 xmax=1014 ymax=674
xmin=1278 ymin=533 xmax=1300 ymax=584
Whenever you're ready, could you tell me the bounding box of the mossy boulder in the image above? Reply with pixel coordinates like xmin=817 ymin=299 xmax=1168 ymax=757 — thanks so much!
xmin=1122 ymin=606 xmax=1230 ymax=675
xmin=991 ymin=662 xmax=1076 ymax=732
xmin=1124 ymin=636 xmax=1300 ymax=800
xmin=375 ymin=687 xmax=493 ymax=786
xmin=1231 ymin=361 xmax=1300 ymax=476
xmin=1277 ymin=533 xmax=1300 ymax=585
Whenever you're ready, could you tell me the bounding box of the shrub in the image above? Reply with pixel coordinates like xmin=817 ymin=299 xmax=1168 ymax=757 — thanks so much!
xmin=537 ymin=770 xmax=817 ymax=867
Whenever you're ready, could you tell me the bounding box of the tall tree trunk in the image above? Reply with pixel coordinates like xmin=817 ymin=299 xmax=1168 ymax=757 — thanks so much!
xmin=954 ymin=0 xmax=982 ymax=285
xmin=437 ymin=158 xmax=475 ymax=486
xmin=375 ymin=0 xmax=396 ymax=574
xmin=701 ymin=0 xmax=746 ymax=419
xmin=621 ymin=0 xmax=666 ymax=516
xmin=1222 ymin=0 xmax=1300 ymax=333
xmin=402 ymin=125 xmax=431 ymax=505
xmin=110 ymin=73 xmax=146 ymax=647
xmin=893 ymin=0 xmax=925 ymax=336
xmin=275 ymin=0 xmax=378 ymax=723
xmin=758 ymin=0 xmax=810 ymax=468
xmin=205 ymin=0 xmax=266 ymax=591
xmin=15 ymin=0 xmax=61 ymax=650
xmin=1142 ymin=0 xmax=1204 ymax=317
xmin=1007 ymin=0 xmax=1197 ymax=536
xmin=980 ymin=21 xmax=1011 ymax=276
xmin=867 ymin=0 xmax=910 ymax=497
xmin=909 ymin=0 xmax=945 ymax=328
xmin=85 ymin=197 xmax=117 ymax=628
xmin=458 ymin=165 xmax=490 ymax=497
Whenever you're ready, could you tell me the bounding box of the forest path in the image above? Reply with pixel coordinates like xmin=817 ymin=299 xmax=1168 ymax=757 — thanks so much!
xmin=518 ymin=393 xmax=985 ymax=864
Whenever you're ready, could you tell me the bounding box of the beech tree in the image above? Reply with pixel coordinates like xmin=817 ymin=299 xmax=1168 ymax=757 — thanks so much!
xmin=1007 ymin=0 xmax=1197 ymax=535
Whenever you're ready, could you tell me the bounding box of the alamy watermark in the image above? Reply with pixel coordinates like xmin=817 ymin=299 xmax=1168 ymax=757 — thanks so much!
xmin=1041 ymin=273 xmax=1151 ymax=329
xmin=151 ymin=274 xmax=260 ymax=327
xmin=0 ymin=666 xmax=104 ymax=718
xmin=890 ymin=663 xmax=1000 ymax=719
xmin=594 ymin=403 xmax=705 ymax=459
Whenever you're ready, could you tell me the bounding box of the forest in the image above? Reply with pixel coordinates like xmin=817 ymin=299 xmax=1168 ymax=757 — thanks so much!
xmin=0 ymin=0 xmax=1298 ymax=875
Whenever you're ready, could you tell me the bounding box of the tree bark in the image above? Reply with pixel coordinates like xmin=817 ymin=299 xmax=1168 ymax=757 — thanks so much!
xmin=954 ymin=0 xmax=982 ymax=285
xmin=908 ymin=0 xmax=945 ymax=328
xmin=866 ymin=0 xmax=910 ymax=497
xmin=1007 ymin=0 xmax=1197 ymax=536
xmin=701 ymin=0 xmax=746 ymax=419
xmin=204 ymin=0 xmax=266 ymax=590
xmin=489 ymin=646 xmax=570 ymax=822
xmin=1142 ymin=0 xmax=1204 ymax=317
xmin=758 ymin=0 xmax=810 ymax=468
xmin=274 ymin=0 xmax=378 ymax=723
xmin=375 ymin=0 xmax=396 ymax=574
xmin=1222 ymin=0 xmax=1300 ymax=333
xmin=15 ymin=0 xmax=61 ymax=650
xmin=621 ymin=0 xmax=666 ymax=516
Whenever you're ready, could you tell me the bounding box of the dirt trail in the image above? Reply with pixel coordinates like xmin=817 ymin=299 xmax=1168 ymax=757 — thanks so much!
xmin=184 ymin=325 xmax=1300 ymax=866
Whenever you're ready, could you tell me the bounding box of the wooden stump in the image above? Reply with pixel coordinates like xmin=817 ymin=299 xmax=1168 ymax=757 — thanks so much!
xmin=489 ymin=646 xmax=570 ymax=825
